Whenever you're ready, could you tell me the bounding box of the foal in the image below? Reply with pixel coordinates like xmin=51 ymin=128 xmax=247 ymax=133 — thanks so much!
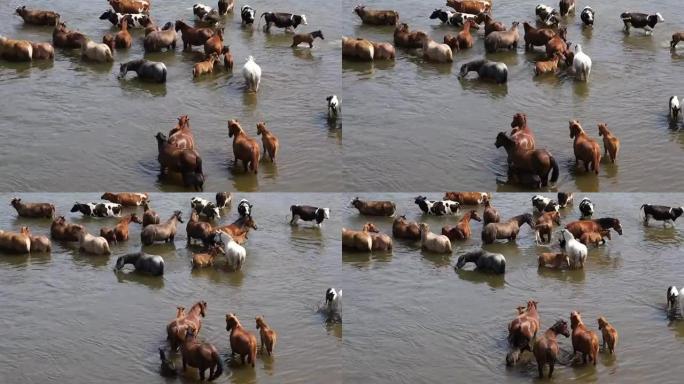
xmin=256 ymin=122 xmax=279 ymax=163
xmin=597 ymin=123 xmax=619 ymax=163
xmin=569 ymin=120 xmax=601 ymax=174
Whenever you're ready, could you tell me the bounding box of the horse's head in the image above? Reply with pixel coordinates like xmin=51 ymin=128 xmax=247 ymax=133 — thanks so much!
xmin=569 ymin=120 xmax=583 ymax=138
xmin=115 ymin=256 xmax=126 ymax=270
xmin=256 ymin=122 xmax=267 ymax=135
xmin=225 ymin=313 xmax=239 ymax=331
xmin=510 ymin=21 xmax=520 ymax=30
xmin=350 ymin=197 xmax=360 ymax=208
xmin=173 ymin=210 xmax=183 ymax=223
xmin=469 ymin=210 xmax=482 ymax=222
xmin=227 ymin=119 xmax=241 ymax=138
xmin=495 ymin=132 xmax=510 ymax=148
xmin=570 ymin=311 xmax=582 ymax=329
xmin=600 ymin=218 xmax=622 ymax=235
xmin=155 ymin=131 xmax=167 ymax=144
xmin=353 ymin=5 xmax=366 ymax=16
xmin=511 ymin=113 xmax=527 ymax=129
xmin=129 ymin=213 xmax=142 ymax=224
xmin=312 ymin=30 xmax=324 ymax=40
xmin=429 ymin=9 xmax=444 ymax=21
xmin=526 ymin=300 xmax=538 ymax=312
xmin=10 ymin=197 xmax=20 ymax=208
xmin=597 ymin=123 xmax=609 ymax=136
xmin=174 ymin=20 xmax=184 ymax=32
xmin=455 ymin=254 xmax=466 ymax=269
xmin=418 ymin=222 xmax=429 ymax=234
xmin=551 ymin=319 xmax=570 ymax=337
xmin=362 ymin=222 xmax=379 ymax=233
xmin=255 ymin=315 xmax=266 ymax=329
xmin=458 ymin=63 xmax=470 ymax=79
xmin=597 ymin=316 xmax=609 ymax=330
xmin=20 ymin=226 xmax=31 ymax=237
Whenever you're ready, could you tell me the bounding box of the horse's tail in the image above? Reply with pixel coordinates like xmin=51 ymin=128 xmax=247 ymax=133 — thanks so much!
xmin=549 ymin=155 xmax=559 ymax=183
xmin=195 ymin=156 xmax=203 ymax=174
xmin=210 ymin=352 xmax=223 ymax=380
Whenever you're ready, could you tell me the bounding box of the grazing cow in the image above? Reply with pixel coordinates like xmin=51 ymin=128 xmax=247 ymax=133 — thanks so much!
xmin=569 ymin=120 xmax=601 ymax=174
xmin=350 ymin=197 xmax=396 ymax=216
xmin=392 ymin=215 xmax=421 ymax=240
xmin=241 ymin=5 xmax=256 ymax=25
xmin=290 ymin=205 xmax=330 ymax=227
xmin=191 ymin=197 xmax=220 ymax=220
xmin=579 ymin=198 xmax=594 ymax=218
xmin=71 ymin=202 xmax=122 ymax=217
xmin=570 ymin=311 xmax=599 ymax=365
xmin=237 ymin=199 xmax=252 ymax=217
xmin=580 ymin=6 xmax=594 ymax=26
xmin=536 ymin=4 xmax=560 ymax=26
xmin=597 ymin=317 xmax=618 ymax=355
xmin=572 ymin=44 xmax=592 ymax=82
xmin=99 ymin=9 xmax=148 ymax=28
xmin=559 ymin=0 xmax=575 ymax=17
xmin=353 ymin=5 xmax=398 ymax=26
xmin=621 ymin=12 xmax=664 ymax=34
xmin=15 ymin=6 xmax=60 ymax=26
xmin=484 ymin=22 xmax=520 ymax=53
xmin=291 ymin=30 xmax=324 ymax=48
xmin=532 ymin=195 xmax=559 ymax=213
xmin=242 ymin=56 xmax=261 ymax=92
xmin=598 ymin=123 xmax=619 ymax=163
xmin=115 ymin=252 xmax=164 ymax=276
xmin=10 ymin=198 xmax=55 ymax=218
xmin=641 ymin=204 xmax=684 ymax=227
xmin=216 ymin=192 xmax=232 ymax=209
xmin=533 ymin=319 xmax=570 ymax=378
xmin=228 ymin=119 xmax=261 ymax=174
xmin=260 ymin=12 xmax=307 ymax=32
xmin=327 ymin=95 xmax=340 ymax=120
xmin=559 ymin=229 xmax=587 ymax=269
xmin=455 ymin=249 xmax=505 ymax=274
xmin=670 ymin=96 xmax=681 ymax=121
xmin=459 ymin=59 xmax=508 ymax=83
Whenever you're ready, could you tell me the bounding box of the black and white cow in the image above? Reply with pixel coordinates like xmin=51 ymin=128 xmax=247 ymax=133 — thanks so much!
xmin=414 ymin=196 xmax=459 ymax=215
xmin=327 ymin=95 xmax=340 ymax=120
xmin=216 ymin=192 xmax=232 ymax=209
xmin=668 ymin=286 xmax=683 ymax=316
xmin=259 ymin=12 xmax=307 ymax=32
xmin=241 ymin=5 xmax=256 ymax=25
xmin=71 ymin=202 xmax=122 ymax=217
xmin=670 ymin=96 xmax=681 ymax=121
xmin=532 ymin=195 xmax=559 ymax=213
xmin=191 ymin=197 xmax=220 ymax=220
xmin=580 ymin=6 xmax=595 ymax=26
xmin=536 ymin=4 xmax=561 ymax=26
xmin=429 ymin=9 xmax=477 ymax=27
xmin=290 ymin=205 xmax=330 ymax=226
xmin=193 ymin=3 xmax=221 ymax=24
xmin=326 ymin=288 xmax=341 ymax=310
xmin=237 ymin=199 xmax=253 ymax=217
xmin=621 ymin=12 xmax=664 ymax=34
xmin=99 ymin=9 xmax=149 ymax=28
xmin=557 ymin=192 xmax=574 ymax=208
xmin=641 ymin=204 xmax=684 ymax=227
xmin=579 ymin=197 xmax=594 ymax=218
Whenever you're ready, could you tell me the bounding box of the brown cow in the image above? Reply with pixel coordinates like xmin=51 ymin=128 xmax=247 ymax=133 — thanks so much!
xmin=446 ymin=0 xmax=491 ymax=14
xmin=569 ymin=120 xmax=601 ymax=174
xmin=350 ymin=197 xmax=396 ymax=216
xmin=228 ymin=119 xmax=260 ymax=174
xmin=10 ymin=198 xmax=54 ymax=218
xmin=101 ymin=192 xmax=149 ymax=206
xmin=361 ymin=223 xmax=393 ymax=251
xmin=443 ymin=192 xmax=490 ymax=205
xmin=565 ymin=218 xmax=622 ymax=239
xmin=109 ymin=0 xmax=150 ymax=14
xmin=570 ymin=311 xmax=599 ymax=365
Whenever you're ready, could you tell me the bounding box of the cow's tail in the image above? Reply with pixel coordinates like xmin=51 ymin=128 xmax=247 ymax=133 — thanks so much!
xmin=257 ymin=12 xmax=267 ymax=27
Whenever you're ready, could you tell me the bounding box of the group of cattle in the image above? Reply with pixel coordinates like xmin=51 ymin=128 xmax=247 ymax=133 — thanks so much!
xmin=495 ymin=112 xmax=620 ymax=188
xmin=344 ymin=1 xmax=680 ymax=86
xmin=342 ymin=192 xmax=630 ymax=274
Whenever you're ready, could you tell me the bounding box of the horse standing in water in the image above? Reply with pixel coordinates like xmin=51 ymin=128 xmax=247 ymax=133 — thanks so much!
xmin=119 ymin=59 xmax=167 ymax=83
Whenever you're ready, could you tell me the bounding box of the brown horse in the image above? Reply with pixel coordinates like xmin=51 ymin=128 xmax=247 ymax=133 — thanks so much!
xmin=225 ymin=313 xmax=257 ymax=367
xmin=579 ymin=229 xmax=611 ymax=247
xmin=216 ymin=215 xmax=257 ymax=245
xmin=476 ymin=12 xmax=506 ymax=36
xmin=100 ymin=213 xmax=142 ymax=243
xmin=569 ymin=120 xmax=601 ymax=174
xmin=141 ymin=210 xmax=183 ymax=245
xmin=50 ymin=216 xmax=84 ymax=242
xmin=181 ymin=327 xmax=223 ymax=381
xmin=167 ymin=301 xmax=207 ymax=351
xmin=256 ymin=122 xmax=279 ymax=163
xmin=350 ymin=197 xmax=396 ymax=216
xmin=115 ymin=16 xmax=132 ymax=49
xmin=187 ymin=211 xmax=216 ymax=246
xmin=192 ymin=244 xmax=224 ymax=268
xmin=545 ymin=26 xmax=567 ymax=58
xmin=597 ymin=316 xmax=618 ymax=355
xmin=255 ymin=316 xmax=277 ymax=356
xmin=0 ymin=227 xmax=31 ymax=253
xmin=393 ymin=23 xmax=427 ymax=49
xmin=52 ymin=23 xmax=86 ymax=49
xmin=533 ymin=319 xmax=570 ymax=378
xmin=228 ymin=119 xmax=260 ymax=174
xmin=169 ymin=115 xmax=195 ymax=150
xmin=441 ymin=210 xmax=481 ymax=241
xmin=392 ymin=215 xmax=421 ymax=240
xmin=495 ymin=132 xmax=559 ymax=187
xmin=509 ymin=113 xmax=536 ymax=150
xmin=155 ymin=132 xmax=204 ymax=190
xmin=523 ymin=22 xmax=556 ymax=50
xmin=361 ymin=223 xmax=393 ymax=251
xmin=204 ymin=28 xmax=224 ymax=56
xmin=535 ymin=211 xmax=561 ymax=243
xmin=482 ymin=213 xmax=533 ymax=244
xmin=452 ymin=20 xmax=478 ymax=50
xmin=538 ymin=252 xmax=569 ymax=268
xmin=507 ymin=300 xmax=540 ymax=366
xmin=175 ymin=20 xmax=215 ymax=51
xmin=598 ymin=123 xmax=619 ymax=163
xmin=565 ymin=218 xmax=622 ymax=239
xmin=142 ymin=201 xmax=160 ymax=227
xmin=483 ymin=200 xmax=500 ymax=225
xmin=570 ymin=311 xmax=599 ymax=365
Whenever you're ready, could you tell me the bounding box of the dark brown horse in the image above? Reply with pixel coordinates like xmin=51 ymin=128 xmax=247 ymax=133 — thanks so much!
xmin=155 ymin=132 xmax=204 ymax=190
xmin=442 ymin=210 xmax=481 ymax=240
xmin=175 ymin=20 xmax=215 ymax=51
xmin=392 ymin=215 xmax=421 ymax=240
xmin=533 ymin=319 xmax=570 ymax=378
xmin=507 ymin=300 xmax=540 ymax=366
xmin=167 ymin=301 xmax=207 ymax=351
xmin=181 ymin=327 xmax=223 ymax=381
xmin=495 ymin=132 xmax=559 ymax=187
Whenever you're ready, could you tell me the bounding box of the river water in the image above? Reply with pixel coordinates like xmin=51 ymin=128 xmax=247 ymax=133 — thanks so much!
xmin=342 ymin=193 xmax=684 ymax=383
xmin=342 ymin=0 xmax=684 ymax=192
xmin=0 ymin=192 xmax=341 ymax=383
xmin=0 ymin=0 xmax=341 ymax=192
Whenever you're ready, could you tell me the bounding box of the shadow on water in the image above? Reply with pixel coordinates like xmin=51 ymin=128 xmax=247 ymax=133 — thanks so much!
xmin=114 ymin=270 xmax=164 ymax=290
xmin=536 ymin=266 xmax=586 ymax=283
xmin=420 ymin=249 xmax=452 ymax=267
xmin=190 ymin=264 xmax=245 ymax=287
xmin=455 ymin=268 xmax=506 ymax=289
xmin=459 ymin=78 xmax=509 ymax=98
xmin=342 ymin=59 xmax=374 ymax=76
xmin=291 ymin=48 xmax=315 ymax=61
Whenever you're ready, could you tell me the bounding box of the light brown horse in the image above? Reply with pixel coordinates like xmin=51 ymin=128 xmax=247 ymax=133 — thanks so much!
xmin=598 ymin=123 xmax=619 ymax=163
xmin=175 ymin=20 xmax=215 ymax=51
xmin=30 ymin=42 xmax=54 ymax=60
xmin=483 ymin=200 xmax=500 ymax=225
xmin=100 ymin=213 xmax=142 ymax=243
xmin=533 ymin=319 xmax=570 ymax=378
xmin=545 ymin=26 xmax=567 ymax=58
xmin=181 ymin=327 xmax=223 ymax=381
xmin=228 ymin=119 xmax=260 ymax=174
xmin=393 ymin=23 xmax=427 ymax=49
xmin=523 ymin=22 xmax=556 ymax=50
xmin=225 ymin=313 xmax=257 ymax=367
xmin=256 ymin=122 xmax=279 ymax=163
xmin=476 ymin=12 xmax=506 ymax=36
xmin=570 ymin=311 xmax=599 ymax=365
xmin=507 ymin=300 xmax=540 ymax=366
xmin=0 ymin=36 xmax=33 ymax=61
xmin=192 ymin=53 xmax=219 ymax=78
xmin=456 ymin=20 xmax=478 ymax=50
xmin=569 ymin=120 xmax=601 ymax=174
xmin=441 ymin=210 xmax=481 ymax=241
xmin=535 ymin=211 xmax=561 ymax=243
xmin=566 ymin=218 xmax=622 ymax=239
xmin=482 ymin=213 xmax=534 ymax=244
xmin=342 ymin=228 xmax=373 ymax=252
xmin=115 ymin=16 xmax=132 ymax=49
xmin=392 ymin=215 xmax=421 ymax=240
xmin=141 ymin=210 xmax=183 ymax=245
xmin=192 ymin=244 xmax=224 ymax=268
xmin=538 ymin=252 xmax=569 ymax=268
xmin=255 ymin=316 xmax=277 ymax=356
xmin=50 ymin=216 xmax=84 ymax=242
xmin=167 ymin=301 xmax=207 ymax=351
xmin=597 ymin=316 xmax=618 ymax=355
xmin=579 ymin=229 xmax=611 ymax=247
xmin=216 ymin=215 xmax=257 ymax=245
xmin=169 ymin=115 xmax=195 ymax=150
xmin=361 ymin=223 xmax=393 ymax=251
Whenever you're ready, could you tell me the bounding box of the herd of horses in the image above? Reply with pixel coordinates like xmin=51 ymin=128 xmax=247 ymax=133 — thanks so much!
xmin=342 ymin=191 xmax=684 ymax=378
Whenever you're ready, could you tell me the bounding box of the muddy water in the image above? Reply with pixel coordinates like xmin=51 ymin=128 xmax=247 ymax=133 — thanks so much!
xmin=0 ymin=0 xmax=341 ymax=192
xmin=342 ymin=0 xmax=684 ymax=192
xmin=0 ymin=193 xmax=341 ymax=383
xmin=342 ymin=193 xmax=684 ymax=383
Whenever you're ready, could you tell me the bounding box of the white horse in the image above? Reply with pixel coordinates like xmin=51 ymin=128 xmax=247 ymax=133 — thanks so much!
xmin=242 ymin=55 xmax=262 ymax=92
xmin=573 ymin=44 xmax=591 ymax=82
xmin=419 ymin=223 xmax=452 ymax=253
xmin=559 ymin=229 xmax=586 ymax=269
xmin=81 ymin=39 xmax=113 ymax=62
xmin=223 ymin=234 xmax=246 ymax=270
xmin=76 ymin=229 xmax=111 ymax=255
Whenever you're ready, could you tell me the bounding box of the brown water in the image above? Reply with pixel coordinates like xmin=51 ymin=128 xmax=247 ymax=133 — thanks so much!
xmin=342 ymin=193 xmax=684 ymax=383
xmin=342 ymin=0 xmax=684 ymax=192
xmin=0 ymin=0 xmax=341 ymax=192
xmin=0 ymin=193 xmax=341 ymax=383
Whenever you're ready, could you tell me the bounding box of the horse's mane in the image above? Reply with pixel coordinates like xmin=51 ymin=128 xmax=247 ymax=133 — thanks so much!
xmin=596 ymin=217 xmax=618 ymax=227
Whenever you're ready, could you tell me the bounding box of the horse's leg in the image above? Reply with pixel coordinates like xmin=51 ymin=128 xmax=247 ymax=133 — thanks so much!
xmin=548 ymin=360 xmax=554 ymax=378
xmin=243 ymin=160 xmax=249 ymax=173
xmin=199 ymin=368 xmax=205 ymax=381
xmin=538 ymin=362 xmax=544 ymax=378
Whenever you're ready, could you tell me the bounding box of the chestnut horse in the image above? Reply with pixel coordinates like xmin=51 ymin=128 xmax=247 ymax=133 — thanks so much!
xmin=216 ymin=215 xmax=257 ymax=245
xmin=565 ymin=218 xmax=622 ymax=239
xmin=181 ymin=327 xmax=223 ymax=381
xmin=167 ymin=301 xmax=207 ymax=351
xmin=441 ymin=210 xmax=481 ymax=240
xmin=570 ymin=311 xmax=599 ymax=365
xmin=100 ymin=213 xmax=142 ymax=243
xmin=569 ymin=120 xmax=601 ymax=174
xmin=225 ymin=313 xmax=257 ymax=367
xmin=495 ymin=132 xmax=559 ymax=187
xmin=169 ymin=115 xmax=195 ymax=150
xmin=533 ymin=319 xmax=570 ymax=378
xmin=507 ymin=300 xmax=540 ymax=366
xmin=482 ymin=213 xmax=534 ymax=244
xmin=228 ymin=119 xmax=260 ymax=174
xmin=175 ymin=20 xmax=214 ymax=51
xmin=510 ymin=113 xmax=535 ymax=150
